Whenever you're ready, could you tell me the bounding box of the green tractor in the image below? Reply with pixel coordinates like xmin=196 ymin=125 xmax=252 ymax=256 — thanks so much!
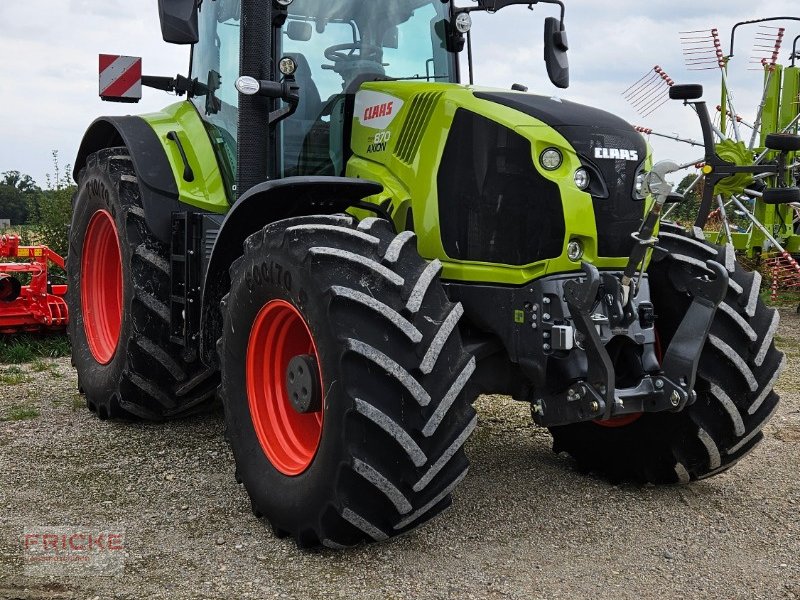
xmin=69 ymin=0 xmax=790 ymax=548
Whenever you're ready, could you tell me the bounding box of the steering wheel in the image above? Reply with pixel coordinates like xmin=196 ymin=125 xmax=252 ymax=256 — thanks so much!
xmin=322 ymin=42 xmax=384 ymax=70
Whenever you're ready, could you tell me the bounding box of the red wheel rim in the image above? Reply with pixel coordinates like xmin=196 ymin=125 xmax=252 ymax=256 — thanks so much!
xmin=595 ymin=413 xmax=642 ymax=428
xmin=81 ymin=210 xmax=123 ymax=365
xmin=246 ymin=300 xmax=324 ymax=476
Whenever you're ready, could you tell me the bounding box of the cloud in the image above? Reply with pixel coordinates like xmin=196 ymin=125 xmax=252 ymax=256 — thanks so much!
xmin=68 ymin=0 xmax=140 ymax=20
xmin=0 ymin=0 xmax=185 ymax=184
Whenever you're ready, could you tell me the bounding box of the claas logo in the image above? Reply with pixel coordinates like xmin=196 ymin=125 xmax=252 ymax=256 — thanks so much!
xmin=363 ymin=102 xmax=394 ymax=122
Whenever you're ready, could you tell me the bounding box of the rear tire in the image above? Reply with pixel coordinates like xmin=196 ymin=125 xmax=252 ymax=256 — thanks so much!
xmin=218 ymin=215 xmax=476 ymax=548
xmin=549 ymin=223 xmax=783 ymax=483
xmin=67 ymin=148 xmax=218 ymax=420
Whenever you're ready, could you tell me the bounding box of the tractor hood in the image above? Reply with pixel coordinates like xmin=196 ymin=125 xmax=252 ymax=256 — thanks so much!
xmin=473 ymin=91 xmax=647 ymax=161
xmin=474 ymin=91 xmax=648 ymax=258
xmin=346 ymin=82 xmax=653 ymax=284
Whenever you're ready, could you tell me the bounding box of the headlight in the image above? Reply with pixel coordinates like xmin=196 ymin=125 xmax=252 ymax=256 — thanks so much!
xmin=574 ymin=168 xmax=590 ymax=190
xmin=634 ymin=172 xmax=646 ymax=199
xmin=540 ymin=148 xmax=563 ymax=171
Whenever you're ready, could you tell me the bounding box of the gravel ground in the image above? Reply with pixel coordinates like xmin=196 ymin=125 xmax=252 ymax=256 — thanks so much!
xmin=0 ymin=311 xmax=798 ymax=600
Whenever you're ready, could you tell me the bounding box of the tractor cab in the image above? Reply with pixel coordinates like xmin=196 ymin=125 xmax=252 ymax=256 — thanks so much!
xmin=189 ymin=0 xmax=457 ymax=182
xmin=280 ymin=0 xmax=460 ymax=177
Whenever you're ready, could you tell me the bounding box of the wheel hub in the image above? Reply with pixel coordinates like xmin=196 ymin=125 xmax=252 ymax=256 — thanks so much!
xmin=285 ymin=354 xmax=321 ymax=414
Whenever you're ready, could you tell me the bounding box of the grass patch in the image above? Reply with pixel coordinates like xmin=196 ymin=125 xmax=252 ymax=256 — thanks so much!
xmin=30 ymin=359 xmax=50 ymax=372
xmin=0 ymin=334 xmax=70 ymax=364
xmin=0 ymin=366 xmax=30 ymax=385
xmin=29 ymin=358 xmax=63 ymax=378
xmin=1 ymin=404 xmax=40 ymax=422
xmin=71 ymin=394 xmax=85 ymax=412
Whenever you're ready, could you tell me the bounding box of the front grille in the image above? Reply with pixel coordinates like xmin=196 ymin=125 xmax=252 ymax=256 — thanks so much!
xmin=437 ymin=109 xmax=565 ymax=266
xmin=560 ymin=127 xmax=647 ymax=257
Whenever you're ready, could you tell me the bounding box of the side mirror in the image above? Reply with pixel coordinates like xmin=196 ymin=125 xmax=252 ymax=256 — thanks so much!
xmin=383 ymin=26 xmax=399 ymax=49
xmin=286 ymin=21 xmax=313 ymax=42
xmin=158 ymin=0 xmax=199 ymax=45
xmin=544 ymin=17 xmax=569 ymax=89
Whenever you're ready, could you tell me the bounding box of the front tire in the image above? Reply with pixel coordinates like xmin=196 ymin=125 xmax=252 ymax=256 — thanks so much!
xmin=218 ymin=215 xmax=477 ymax=548
xmin=67 ymin=148 xmax=217 ymax=420
xmin=549 ymin=223 xmax=784 ymax=483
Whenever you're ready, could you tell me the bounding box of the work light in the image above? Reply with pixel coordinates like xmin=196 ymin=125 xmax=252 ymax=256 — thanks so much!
xmin=279 ymin=56 xmax=298 ymax=76
xmin=540 ymin=148 xmax=563 ymax=170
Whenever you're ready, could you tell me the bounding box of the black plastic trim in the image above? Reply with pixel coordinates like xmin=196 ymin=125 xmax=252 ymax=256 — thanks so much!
xmin=473 ymin=91 xmax=637 ymax=132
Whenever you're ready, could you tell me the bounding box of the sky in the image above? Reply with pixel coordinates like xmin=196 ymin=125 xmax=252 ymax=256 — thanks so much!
xmin=0 ymin=0 xmax=798 ymax=186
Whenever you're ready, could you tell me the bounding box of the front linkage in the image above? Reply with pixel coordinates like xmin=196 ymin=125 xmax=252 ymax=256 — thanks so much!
xmin=531 ymin=161 xmax=729 ymax=428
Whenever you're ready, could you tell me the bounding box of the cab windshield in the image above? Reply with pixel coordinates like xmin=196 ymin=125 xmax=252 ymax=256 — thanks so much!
xmin=284 ymin=0 xmax=454 ymax=91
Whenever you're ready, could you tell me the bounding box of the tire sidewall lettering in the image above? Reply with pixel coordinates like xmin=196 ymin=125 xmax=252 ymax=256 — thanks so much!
xmin=249 ymin=260 xmax=294 ymax=296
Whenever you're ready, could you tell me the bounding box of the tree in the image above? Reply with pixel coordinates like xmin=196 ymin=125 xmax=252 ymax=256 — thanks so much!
xmin=1 ymin=171 xmax=40 ymax=195
xmin=34 ymin=151 xmax=75 ymax=257
xmin=0 ymin=184 xmax=29 ymax=224
xmin=0 ymin=170 xmax=40 ymax=225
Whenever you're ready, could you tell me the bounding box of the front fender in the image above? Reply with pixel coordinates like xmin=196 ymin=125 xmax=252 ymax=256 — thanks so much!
xmin=199 ymin=176 xmax=383 ymax=365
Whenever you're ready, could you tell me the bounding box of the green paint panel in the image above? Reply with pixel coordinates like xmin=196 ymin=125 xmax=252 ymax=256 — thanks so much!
xmin=750 ymin=66 xmax=786 ymax=252
xmin=141 ymin=102 xmax=230 ymax=214
xmin=775 ymin=66 xmax=798 ymax=239
xmin=779 ymin=66 xmax=799 ymax=133
xmin=346 ymin=82 xmax=642 ymax=286
xmin=759 ymin=65 xmax=782 ymax=147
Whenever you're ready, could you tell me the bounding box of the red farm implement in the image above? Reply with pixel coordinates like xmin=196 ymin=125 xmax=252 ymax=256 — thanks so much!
xmin=0 ymin=235 xmax=69 ymax=334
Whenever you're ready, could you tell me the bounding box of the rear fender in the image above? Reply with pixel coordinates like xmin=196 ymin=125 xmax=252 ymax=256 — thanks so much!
xmin=73 ymin=103 xmax=229 ymax=243
xmin=73 ymin=116 xmax=184 ymax=243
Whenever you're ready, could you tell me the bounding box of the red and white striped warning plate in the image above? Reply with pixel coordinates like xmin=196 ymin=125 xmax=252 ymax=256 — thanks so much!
xmin=99 ymin=54 xmax=142 ymax=102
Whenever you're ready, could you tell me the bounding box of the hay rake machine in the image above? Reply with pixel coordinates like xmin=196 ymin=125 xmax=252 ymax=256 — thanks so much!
xmin=0 ymin=234 xmax=69 ymax=334
xmin=624 ymin=17 xmax=800 ymax=306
